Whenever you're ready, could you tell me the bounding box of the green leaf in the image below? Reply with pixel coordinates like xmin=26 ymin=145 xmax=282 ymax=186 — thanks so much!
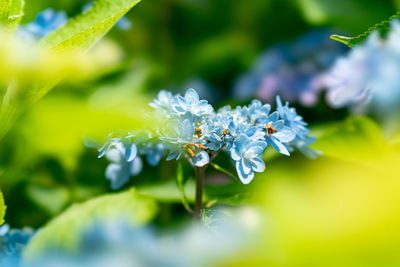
xmin=0 ymin=189 xmax=6 ymax=226
xmin=41 ymin=0 xmax=141 ymax=51
xmin=313 ymin=116 xmax=388 ymax=162
xmin=331 ymin=11 xmax=400 ymax=47
xmin=26 ymin=184 xmax=70 ymax=216
xmin=0 ymin=0 xmax=24 ymax=34
xmin=23 ymin=188 xmax=157 ymax=260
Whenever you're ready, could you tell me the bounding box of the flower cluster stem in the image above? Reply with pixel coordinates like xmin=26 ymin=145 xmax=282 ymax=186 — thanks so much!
xmin=194 ymin=166 xmax=206 ymax=217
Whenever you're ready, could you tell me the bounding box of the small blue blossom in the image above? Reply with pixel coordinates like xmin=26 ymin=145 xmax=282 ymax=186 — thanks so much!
xmin=230 ymin=134 xmax=267 ymax=184
xmin=104 ymin=145 xmax=143 ymax=190
xmin=20 ymin=9 xmax=68 ymax=39
xmin=257 ymin=111 xmax=296 ymax=156
xmin=0 ymin=224 xmax=34 ymax=266
xmin=149 ymin=90 xmax=175 ymax=112
xmin=276 ymin=96 xmax=322 ymax=159
xmin=142 ymin=143 xmax=166 ymax=166
xmin=172 ymin=88 xmax=213 ymax=117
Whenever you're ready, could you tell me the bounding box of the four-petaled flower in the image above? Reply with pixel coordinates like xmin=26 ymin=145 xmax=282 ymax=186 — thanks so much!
xmin=172 ymin=88 xmax=213 ymax=117
xmin=231 ymin=134 xmax=267 ymax=184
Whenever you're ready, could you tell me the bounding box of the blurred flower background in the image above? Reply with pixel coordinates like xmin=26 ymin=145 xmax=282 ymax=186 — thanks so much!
xmin=1 ymin=0 xmax=400 ymax=266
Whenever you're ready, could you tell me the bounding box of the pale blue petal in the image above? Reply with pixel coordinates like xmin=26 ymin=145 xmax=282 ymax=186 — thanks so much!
xmin=105 ymin=148 xmax=123 ymax=163
xmin=274 ymin=126 xmax=296 ymax=143
xmin=185 ymin=88 xmax=200 ymax=104
xmin=192 ymin=151 xmax=210 ymax=167
xmin=235 ymin=160 xmax=255 ymax=184
xmin=130 ymin=157 xmax=143 ymax=176
xmin=270 ymin=138 xmax=290 ymax=156
xmin=105 ymin=163 xmax=130 ymax=190
xmin=250 ymin=157 xmax=265 ymax=172
xmin=125 ymin=143 xmax=137 ymax=162
xmin=230 ymin=147 xmax=241 ymax=161
xmin=241 ymin=158 xmax=252 ymax=175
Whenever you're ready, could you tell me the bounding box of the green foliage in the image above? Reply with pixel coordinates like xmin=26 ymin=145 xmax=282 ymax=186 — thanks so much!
xmin=23 ymin=188 xmax=157 ymax=260
xmin=331 ymin=11 xmax=400 ymax=47
xmin=0 ymin=189 xmax=6 ymax=225
xmin=0 ymin=0 xmax=142 ymax=141
xmin=40 ymin=0 xmax=141 ymax=51
xmin=0 ymin=0 xmax=24 ymax=33
xmin=138 ymin=179 xmax=197 ymax=203
xmin=313 ymin=116 xmax=388 ymax=162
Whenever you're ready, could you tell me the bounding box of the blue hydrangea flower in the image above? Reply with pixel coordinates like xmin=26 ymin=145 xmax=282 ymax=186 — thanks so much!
xmin=96 ymin=88 xmax=317 ymax=185
xmin=276 ymin=96 xmax=322 ymax=159
xmin=230 ymin=134 xmax=267 ymax=184
xmin=22 ymin=9 xmax=68 ymax=39
xmin=171 ymin=88 xmax=213 ymax=117
xmin=162 ymin=118 xmax=209 ymax=167
xmin=149 ymin=90 xmax=176 ymax=114
xmin=142 ymin=143 xmax=165 ymax=166
xmin=256 ymin=111 xmax=296 ymax=156
xmin=234 ymin=29 xmax=348 ymax=106
xmin=0 ymin=224 xmax=34 ymax=266
xmin=105 ymin=147 xmax=143 ymax=190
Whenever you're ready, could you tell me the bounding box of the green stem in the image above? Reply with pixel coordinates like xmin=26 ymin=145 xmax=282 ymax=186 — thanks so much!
xmin=194 ymin=166 xmax=206 ymax=216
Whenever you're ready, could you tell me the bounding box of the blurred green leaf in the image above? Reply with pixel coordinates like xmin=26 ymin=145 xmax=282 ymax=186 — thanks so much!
xmin=0 ymin=189 xmax=6 ymax=225
xmin=331 ymin=11 xmax=400 ymax=47
xmin=0 ymin=0 xmax=24 ymax=33
xmin=313 ymin=116 xmax=388 ymax=162
xmin=138 ymin=179 xmax=199 ymax=203
xmin=26 ymin=184 xmax=70 ymax=216
xmin=23 ymin=188 xmax=157 ymax=260
xmin=176 ymin=162 xmax=187 ymax=191
xmin=176 ymin=162 xmax=193 ymax=213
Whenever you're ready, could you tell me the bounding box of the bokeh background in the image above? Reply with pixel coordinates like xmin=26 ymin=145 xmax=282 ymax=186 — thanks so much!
xmin=2 ymin=0 xmax=400 ymax=265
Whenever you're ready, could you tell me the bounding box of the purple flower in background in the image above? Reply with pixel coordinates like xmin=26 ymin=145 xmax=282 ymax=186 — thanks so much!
xmin=234 ymin=30 xmax=348 ymax=106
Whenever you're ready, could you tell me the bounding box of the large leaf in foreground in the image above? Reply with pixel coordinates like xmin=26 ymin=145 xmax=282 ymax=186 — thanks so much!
xmin=0 ymin=0 xmax=142 ymax=141
xmin=23 ymin=189 xmax=157 ymax=260
xmin=41 ymin=0 xmax=141 ymax=51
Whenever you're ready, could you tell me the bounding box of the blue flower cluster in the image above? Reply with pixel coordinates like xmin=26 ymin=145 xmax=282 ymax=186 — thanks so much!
xmin=98 ymin=89 xmax=320 ymax=187
xmin=325 ymin=21 xmax=400 ymax=119
xmin=0 ymin=224 xmax=34 ymax=265
xmin=234 ymin=30 xmax=348 ymax=107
